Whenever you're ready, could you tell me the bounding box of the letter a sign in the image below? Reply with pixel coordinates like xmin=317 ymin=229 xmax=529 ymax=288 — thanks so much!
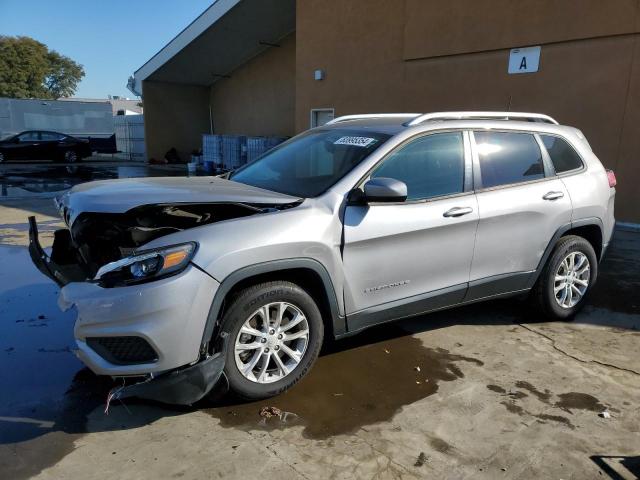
xmin=508 ymin=46 xmax=541 ymax=74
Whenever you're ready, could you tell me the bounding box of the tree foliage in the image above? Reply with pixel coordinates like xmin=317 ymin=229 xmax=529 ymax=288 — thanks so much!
xmin=0 ymin=36 xmax=85 ymax=99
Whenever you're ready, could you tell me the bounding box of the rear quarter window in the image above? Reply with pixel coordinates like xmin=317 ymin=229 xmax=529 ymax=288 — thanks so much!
xmin=540 ymin=135 xmax=584 ymax=173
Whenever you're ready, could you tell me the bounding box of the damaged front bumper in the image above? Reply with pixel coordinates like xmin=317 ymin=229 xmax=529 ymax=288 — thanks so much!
xmin=29 ymin=216 xmax=227 ymax=405
xmin=109 ymin=334 xmax=228 ymax=406
xmin=28 ymin=216 xmax=84 ymax=286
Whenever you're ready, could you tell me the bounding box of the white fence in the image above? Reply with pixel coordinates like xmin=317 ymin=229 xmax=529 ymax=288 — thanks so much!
xmin=114 ymin=114 xmax=145 ymax=161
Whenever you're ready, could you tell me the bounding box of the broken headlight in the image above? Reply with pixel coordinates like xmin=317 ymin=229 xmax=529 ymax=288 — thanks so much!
xmin=94 ymin=242 xmax=197 ymax=286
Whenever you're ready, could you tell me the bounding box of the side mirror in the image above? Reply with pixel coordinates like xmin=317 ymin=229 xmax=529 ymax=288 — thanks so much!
xmin=362 ymin=177 xmax=407 ymax=203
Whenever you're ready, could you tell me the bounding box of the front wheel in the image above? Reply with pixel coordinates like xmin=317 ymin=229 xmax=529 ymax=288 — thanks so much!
xmin=220 ymin=281 xmax=324 ymax=400
xmin=63 ymin=150 xmax=78 ymax=163
xmin=532 ymin=235 xmax=598 ymax=320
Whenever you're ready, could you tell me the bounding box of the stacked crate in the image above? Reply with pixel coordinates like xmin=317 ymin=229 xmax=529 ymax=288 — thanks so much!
xmin=202 ymin=134 xmax=288 ymax=172
xmin=202 ymin=134 xmax=222 ymax=172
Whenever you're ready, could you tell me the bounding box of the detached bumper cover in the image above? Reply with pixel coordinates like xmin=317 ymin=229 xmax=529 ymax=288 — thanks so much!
xmin=28 ymin=216 xmax=67 ymax=286
xmin=110 ymin=334 xmax=228 ymax=406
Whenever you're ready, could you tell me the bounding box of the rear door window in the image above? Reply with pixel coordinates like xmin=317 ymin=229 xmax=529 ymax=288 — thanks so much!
xmin=540 ymin=135 xmax=584 ymax=173
xmin=474 ymin=131 xmax=544 ymax=188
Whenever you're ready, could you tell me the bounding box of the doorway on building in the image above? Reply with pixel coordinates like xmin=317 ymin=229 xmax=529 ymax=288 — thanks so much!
xmin=310 ymin=108 xmax=335 ymax=128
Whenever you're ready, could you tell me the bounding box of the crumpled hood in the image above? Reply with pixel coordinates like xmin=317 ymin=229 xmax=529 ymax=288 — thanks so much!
xmin=56 ymin=176 xmax=300 ymax=225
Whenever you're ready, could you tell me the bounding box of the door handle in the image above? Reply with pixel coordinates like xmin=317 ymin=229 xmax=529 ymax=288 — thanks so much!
xmin=443 ymin=206 xmax=473 ymax=218
xmin=543 ymin=191 xmax=564 ymax=201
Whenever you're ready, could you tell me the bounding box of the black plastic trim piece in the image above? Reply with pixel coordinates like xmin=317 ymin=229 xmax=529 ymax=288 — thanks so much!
xmin=345 ymin=283 xmax=467 ymax=335
xmin=464 ymin=271 xmax=532 ymax=302
xmin=525 ymin=217 xmax=604 ymax=289
xmin=113 ymin=334 xmax=228 ymax=406
xmin=202 ymin=258 xmax=344 ymax=345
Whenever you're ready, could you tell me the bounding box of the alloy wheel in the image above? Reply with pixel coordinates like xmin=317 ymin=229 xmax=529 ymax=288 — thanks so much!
xmin=234 ymin=301 xmax=310 ymax=384
xmin=64 ymin=150 xmax=77 ymax=163
xmin=554 ymin=251 xmax=590 ymax=308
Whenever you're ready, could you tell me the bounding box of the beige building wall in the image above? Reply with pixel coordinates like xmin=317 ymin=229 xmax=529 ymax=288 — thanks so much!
xmin=295 ymin=0 xmax=640 ymax=222
xmin=209 ymin=33 xmax=296 ymax=136
xmin=142 ymin=80 xmax=210 ymax=162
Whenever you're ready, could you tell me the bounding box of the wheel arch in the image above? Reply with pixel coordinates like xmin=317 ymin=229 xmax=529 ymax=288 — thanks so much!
xmin=201 ymin=258 xmax=345 ymax=350
xmin=528 ymin=217 xmax=604 ymax=288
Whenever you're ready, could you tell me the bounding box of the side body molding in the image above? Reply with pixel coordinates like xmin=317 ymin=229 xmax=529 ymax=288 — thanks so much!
xmin=202 ymin=258 xmax=345 ymax=346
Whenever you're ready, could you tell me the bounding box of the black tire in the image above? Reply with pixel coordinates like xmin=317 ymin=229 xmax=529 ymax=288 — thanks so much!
xmin=220 ymin=281 xmax=324 ymax=400
xmin=532 ymin=235 xmax=598 ymax=320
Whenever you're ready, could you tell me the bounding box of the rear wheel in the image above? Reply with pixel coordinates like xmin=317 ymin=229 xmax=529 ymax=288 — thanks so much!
xmin=532 ymin=235 xmax=598 ymax=320
xmin=220 ymin=281 xmax=324 ymax=400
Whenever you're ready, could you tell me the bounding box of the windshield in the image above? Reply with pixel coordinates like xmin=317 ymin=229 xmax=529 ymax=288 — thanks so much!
xmin=230 ymin=129 xmax=391 ymax=197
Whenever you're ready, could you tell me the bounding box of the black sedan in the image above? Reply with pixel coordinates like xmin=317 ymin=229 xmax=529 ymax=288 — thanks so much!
xmin=0 ymin=130 xmax=92 ymax=163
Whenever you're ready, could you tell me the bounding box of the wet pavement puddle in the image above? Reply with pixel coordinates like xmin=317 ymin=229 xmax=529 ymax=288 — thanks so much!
xmin=0 ymin=245 xmax=113 ymax=479
xmin=206 ymin=334 xmax=483 ymax=439
xmin=485 ymin=379 xmax=614 ymax=430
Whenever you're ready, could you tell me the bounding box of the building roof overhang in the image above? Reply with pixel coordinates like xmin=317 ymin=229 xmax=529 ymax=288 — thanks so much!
xmin=128 ymin=0 xmax=295 ymax=96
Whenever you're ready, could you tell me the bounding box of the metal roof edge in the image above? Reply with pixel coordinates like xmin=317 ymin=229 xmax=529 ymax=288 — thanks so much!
xmin=132 ymin=0 xmax=242 ymax=86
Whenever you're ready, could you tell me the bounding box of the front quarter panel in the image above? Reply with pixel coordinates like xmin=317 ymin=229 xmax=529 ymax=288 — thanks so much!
xmin=141 ymin=198 xmax=346 ymax=315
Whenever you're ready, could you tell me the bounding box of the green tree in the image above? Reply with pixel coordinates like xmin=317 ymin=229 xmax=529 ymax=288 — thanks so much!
xmin=0 ymin=36 xmax=85 ymax=99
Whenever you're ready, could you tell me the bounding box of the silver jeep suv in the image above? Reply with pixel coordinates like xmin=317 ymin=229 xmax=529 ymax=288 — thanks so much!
xmin=29 ymin=111 xmax=616 ymax=404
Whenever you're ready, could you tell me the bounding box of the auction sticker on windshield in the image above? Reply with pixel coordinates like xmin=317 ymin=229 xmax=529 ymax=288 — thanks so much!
xmin=334 ymin=136 xmax=377 ymax=147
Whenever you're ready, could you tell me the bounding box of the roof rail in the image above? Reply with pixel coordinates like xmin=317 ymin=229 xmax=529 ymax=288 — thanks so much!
xmin=326 ymin=113 xmax=421 ymax=125
xmin=405 ymin=111 xmax=559 ymax=126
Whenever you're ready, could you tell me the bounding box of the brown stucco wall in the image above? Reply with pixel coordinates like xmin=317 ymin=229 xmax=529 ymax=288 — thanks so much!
xmin=142 ymin=80 xmax=210 ymax=162
xmin=209 ymin=33 xmax=296 ymax=136
xmin=295 ymin=0 xmax=640 ymax=222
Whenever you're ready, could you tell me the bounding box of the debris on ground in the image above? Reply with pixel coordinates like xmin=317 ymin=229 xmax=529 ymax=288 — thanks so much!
xmin=259 ymin=406 xmax=282 ymax=419
xmin=414 ymin=452 xmax=428 ymax=467
xmin=333 ymin=393 xmax=344 ymax=396
xmin=414 ymin=366 xmax=421 ymax=372
xmin=37 ymin=314 xmax=46 ymax=319
xmin=384 ymin=348 xmax=390 ymax=354
xmin=599 ymin=410 xmax=611 ymax=419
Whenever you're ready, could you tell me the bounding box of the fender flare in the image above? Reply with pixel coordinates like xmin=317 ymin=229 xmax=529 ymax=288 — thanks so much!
xmin=201 ymin=258 xmax=345 ymax=347
xmin=526 ymin=217 xmax=604 ymax=288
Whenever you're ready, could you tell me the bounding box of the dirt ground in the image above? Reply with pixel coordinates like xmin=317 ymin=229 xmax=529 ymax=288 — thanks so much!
xmin=0 ymin=194 xmax=638 ymax=480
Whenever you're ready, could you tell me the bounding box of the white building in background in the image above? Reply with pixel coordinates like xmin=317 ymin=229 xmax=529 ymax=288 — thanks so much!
xmin=61 ymin=96 xmax=143 ymax=116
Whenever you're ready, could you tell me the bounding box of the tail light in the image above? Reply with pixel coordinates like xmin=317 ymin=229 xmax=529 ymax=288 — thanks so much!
xmin=606 ymin=169 xmax=617 ymax=188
